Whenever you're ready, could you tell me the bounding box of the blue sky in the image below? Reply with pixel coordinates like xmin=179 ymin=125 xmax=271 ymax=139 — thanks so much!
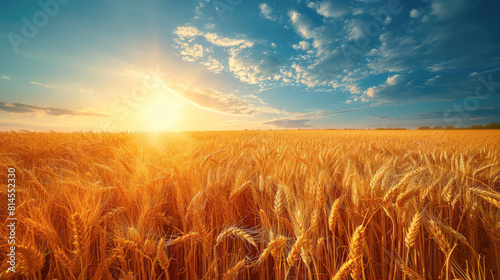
xmin=0 ymin=0 xmax=499 ymax=131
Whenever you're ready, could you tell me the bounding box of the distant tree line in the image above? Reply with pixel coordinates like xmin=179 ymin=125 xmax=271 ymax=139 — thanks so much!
xmin=418 ymin=122 xmax=500 ymax=130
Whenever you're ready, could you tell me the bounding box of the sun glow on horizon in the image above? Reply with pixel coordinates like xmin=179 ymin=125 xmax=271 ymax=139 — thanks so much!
xmin=140 ymin=93 xmax=184 ymax=131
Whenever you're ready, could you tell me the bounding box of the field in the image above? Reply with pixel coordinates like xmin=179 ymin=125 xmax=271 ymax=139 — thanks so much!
xmin=1 ymin=130 xmax=500 ymax=280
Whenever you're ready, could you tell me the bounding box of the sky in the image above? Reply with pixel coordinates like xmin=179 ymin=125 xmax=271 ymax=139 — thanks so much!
xmin=0 ymin=0 xmax=499 ymax=131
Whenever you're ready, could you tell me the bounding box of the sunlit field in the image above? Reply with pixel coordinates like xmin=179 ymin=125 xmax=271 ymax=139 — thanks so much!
xmin=1 ymin=130 xmax=499 ymax=280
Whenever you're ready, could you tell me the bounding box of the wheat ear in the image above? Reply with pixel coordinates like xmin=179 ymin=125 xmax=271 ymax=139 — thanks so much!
xmin=348 ymin=225 xmax=367 ymax=280
xmin=157 ymin=238 xmax=170 ymax=272
xmin=217 ymin=227 xmax=257 ymax=247
xmin=222 ymin=258 xmax=246 ymax=280
xmin=168 ymin=232 xmax=201 ymax=246
xmin=332 ymin=259 xmax=354 ymax=280
xmin=405 ymin=212 xmax=422 ymax=248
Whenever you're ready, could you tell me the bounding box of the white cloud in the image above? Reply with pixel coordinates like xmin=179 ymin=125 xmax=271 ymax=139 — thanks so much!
xmin=1 ymin=76 xmax=10 ymax=79
xmin=175 ymin=26 xmax=253 ymax=49
xmin=29 ymin=81 xmax=52 ymax=88
xmin=164 ymin=80 xmax=284 ymax=116
xmin=310 ymin=0 xmax=350 ymax=18
xmin=346 ymin=85 xmax=360 ymax=94
xmin=194 ymin=0 xmax=209 ymax=18
xmin=174 ymin=25 xmax=255 ymax=74
xmin=203 ymin=23 xmax=216 ymax=30
xmin=228 ymin=49 xmax=281 ymax=84
xmin=431 ymin=0 xmax=478 ymax=21
xmin=292 ymin=41 xmax=311 ymax=50
xmin=0 ymin=102 xmax=105 ymax=117
xmin=174 ymin=0 xmax=500 ymax=108
xmin=288 ymin=11 xmax=336 ymax=53
xmin=345 ymin=19 xmax=368 ymax=41
xmin=174 ymin=26 xmax=201 ymax=41
xmin=386 ymin=74 xmax=401 ymax=85
xmin=409 ymin=9 xmax=420 ymax=18
xmin=289 ymin=11 xmax=315 ymax=39
xmin=204 ymin=33 xmax=253 ymax=48
xmin=365 ymin=87 xmax=377 ymax=98
xmin=259 ymin=3 xmax=277 ymax=21
xmin=179 ymin=43 xmax=204 ymax=62
xmin=201 ymin=57 xmax=224 ymax=73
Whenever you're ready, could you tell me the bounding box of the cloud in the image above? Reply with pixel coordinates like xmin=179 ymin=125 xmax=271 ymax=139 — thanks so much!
xmin=179 ymin=43 xmax=204 ymax=62
xmin=288 ymin=10 xmax=339 ymax=54
xmin=200 ymin=57 xmax=224 ymax=73
xmin=285 ymin=47 xmax=368 ymax=90
xmin=194 ymin=0 xmax=210 ymax=17
xmin=361 ymin=68 xmax=500 ymax=103
xmin=309 ymin=0 xmax=350 ymax=18
xmin=174 ymin=25 xmax=253 ymax=49
xmin=431 ymin=0 xmax=479 ymax=21
xmin=386 ymin=74 xmax=402 ymax=86
xmin=1 ymin=76 xmax=10 ymax=79
xmin=29 ymin=81 xmax=52 ymax=88
xmin=159 ymin=79 xmax=361 ymax=124
xmin=345 ymin=18 xmax=368 ymax=41
xmin=203 ymin=23 xmax=216 ymax=30
xmin=403 ymin=106 xmax=500 ymax=123
xmin=162 ymin=81 xmax=283 ymax=116
xmin=259 ymin=3 xmax=277 ymax=21
xmin=203 ymin=33 xmax=253 ymax=48
xmin=289 ymin=11 xmax=315 ymax=39
xmin=280 ymin=0 xmax=500 ymax=105
xmin=368 ymin=1 xmax=500 ymax=73
xmin=174 ymin=25 xmax=255 ymax=74
xmin=174 ymin=26 xmax=202 ymax=41
xmin=174 ymin=0 xmax=500 ymax=111
xmin=292 ymin=41 xmax=310 ymax=51
xmin=263 ymin=107 xmax=364 ymax=128
xmin=228 ymin=49 xmax=282 ymax=84
xmin=366 ymin=116 xmax=395 ymax=121
xmin=410 ymin=9 xmax=420 ymax=18
xmin=0 ymin=102 xmax=105 ymax=117
xmin=282 ymin=10 xmax=366 ymax=91
xmin=310 ymin=108 xmax=364 ymax=117
xmin=263 ymin=118 xmax=312 ymax=128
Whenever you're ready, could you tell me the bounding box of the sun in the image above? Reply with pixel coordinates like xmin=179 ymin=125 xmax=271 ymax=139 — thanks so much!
xmin=140 ymin=94 xmax=183 ymax=131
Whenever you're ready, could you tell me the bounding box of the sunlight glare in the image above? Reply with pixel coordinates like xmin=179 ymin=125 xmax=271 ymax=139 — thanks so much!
xmin=141 ymin=94 xmax=183 ymax=131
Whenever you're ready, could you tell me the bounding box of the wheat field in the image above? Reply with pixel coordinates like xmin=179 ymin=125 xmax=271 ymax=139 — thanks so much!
xmin=0 ymin=130 xmax=499 ymax=280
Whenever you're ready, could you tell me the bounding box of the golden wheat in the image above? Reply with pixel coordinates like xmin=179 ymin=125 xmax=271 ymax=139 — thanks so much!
xmin=0 ymin=130 xmax=498 ymax=279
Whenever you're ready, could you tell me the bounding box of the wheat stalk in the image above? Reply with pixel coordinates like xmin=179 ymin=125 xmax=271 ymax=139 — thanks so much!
xmin=405 ymin=212 xmax=422 ymax=248
xmin=328 ymin=196 xmax=343 ymax=232
xmin=222 ymin=258 xmax=246 ymax=280
xmin=332 ymin=259 xmax=354 ymax=280
xmin=348 ymin=225 xmax=367 ymax=280
xmin=259 ymin=209 xmax=271 ymax=229
xmin=157 ymin=238 xmax=170 ymax=272
xmin=217 ymin=227 xmax=257 ymax=247
xmin=168 ymin=232 xmax=201 ymax=246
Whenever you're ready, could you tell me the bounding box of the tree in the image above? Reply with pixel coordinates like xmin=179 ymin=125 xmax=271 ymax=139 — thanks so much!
xmin=485 ymin=122 xmax=500 ymax=129
xmin=470 ymin=125 xmax=484 ymax=129
xmin=445 ymin=126 xmax=455 ymax=130
xmin=418 ymin=126 xmax=431 ymax=130
xmin=433 ymin=126 xmax=443 ymax=130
